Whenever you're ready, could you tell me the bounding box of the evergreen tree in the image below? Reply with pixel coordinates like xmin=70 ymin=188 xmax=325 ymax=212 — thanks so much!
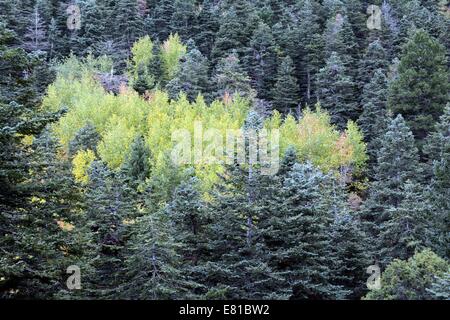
xmin=204 ymin=162 xmax=286 ymax=299
xmin=357 ymin=40 xmax=389 ymax=92
xmin=210 ymin=0 xmax=259 ymax=67
xmin=247 ymin=22 xmax=278 ymax=101
xmin=165 ymin=177 xmax=208 ymax=297
xmin=362 ymin=115 xmax=422 ymax=263
xmin=122 ymin=187 xmax=188 ymax=299
xmin=267 ymin=162 xmax=345 ymax=299
xmin=357 ymin=69 xmax=389 ymax=165
xmin=114 ymin=0 xmax=145 ymax=54
xmin=166 ymin=40 xmax=210 ymax=101
xmin=365 ymin=249 xmax=449 ymax=300
xmin=23 ymin=4 xmax=48 ymax=52
xmin=68 ymin=123 xmax=101 ymax=158
xmin=271 ymin=56 xmax=300 ymax=114
xmin=169 ymin=0 xmax=198 ymax=41
xmin=79 ymin=161 xmax=137 ymax=298
xmin=194 ymin=0 xmax=220 ymax=58
xmin=316 ymin=52 xmax=358 ymax=130
xmin=424 ymin=105 xmax=450 ymax=258
xmin=323 ymin=12 xmax=358 ymax=71
xmin=147 ymin=0 xmax=175 ymax=41
xmin=212 ymin=52 xmax=254 ymax=100
xmin=121 ymin=135 xmax=151 ymax=184
xmin=295 ymin=0 xmax=324 ymax=104
xmin=378 ymin=182 xmax=437 ymax=265
xmin=388 ymin=29 xmax=449 ymax=146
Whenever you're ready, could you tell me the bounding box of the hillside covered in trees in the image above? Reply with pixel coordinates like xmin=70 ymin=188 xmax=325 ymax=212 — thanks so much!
xmin=0 ymin=0 xmax=449 ymax=300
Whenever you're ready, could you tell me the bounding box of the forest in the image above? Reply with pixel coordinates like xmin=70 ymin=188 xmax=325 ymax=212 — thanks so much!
xmin=0 ymin=0 xmax=449 ymax=300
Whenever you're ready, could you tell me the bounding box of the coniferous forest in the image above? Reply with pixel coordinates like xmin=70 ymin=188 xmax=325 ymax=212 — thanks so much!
xmin=0 ymin=0 xmax=449 ymax=301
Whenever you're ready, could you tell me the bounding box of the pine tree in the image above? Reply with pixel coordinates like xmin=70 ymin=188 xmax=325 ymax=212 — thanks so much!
xmin=194 ymin=0 xmax=220 ymax=58
xmin=204 ymin=162 xmax=287 ymax=299
xmin=79 ymin=161 xmax=137 ymax=298
xmin=316 ymin=52 xmax=358 ymax=130
xmin=424 ymin=105 xmax=450 ymax=258
xmin=271 ymin=56 xmax=301 ymax=114
xmin=166 ymin=40 xmax=210 ymax=101
xmin=357 ymin=40 xmax=389 ymax=92
xmin=212 ymin=52 xmax=254 ymax=100
xmin=329 ymin=213 xmax=372 ymax=300
xmin=169 ymin=0 xmax=198 ymax=41
xmin=379 ymin=182 xmax=437 ymax=265
xmin=1 ymin=131 xmax=81 ymax=298
xmin=121 ymin=135 xmax=151 ymax=184
xmin=23 ymin=4 xmax=48 ymax=52
xmin=210 ymin=0 xmax=258 ymax=67
xmin=427 ymin=272 xmax=450 ymax=300
xmin=122 ymin=187 xmax=188 ymax=299
xmin=295 ymin=0 xmax=324 ymax=104
xmin=68 ymin=123 xmax=101 ymax=158
xmin=147 ymin=0 xmax=175 ymax=41
xmin=114 ymin=0 xmax=145 ymax=53
xmin=267 ymin=162 xmax=345 ymax=299
xmin=362 ymin=115 xmax=422 ymax=263
xmin=77 ymin=0 xmax=106 ymax=56
xmin=323 ymin=12 xmax=358 ymax=71
xmin=388 ymin=29 xmax=449 ymax=146
xmin=165 ymin=177 xmax=208 ymax=297
xmin=247 ymin=22 xmax=278 ymax=101
xmin=364 ymin=249 xmax=449 ymax=300
xmin=357 ymin=69 xmax=389 ymax=165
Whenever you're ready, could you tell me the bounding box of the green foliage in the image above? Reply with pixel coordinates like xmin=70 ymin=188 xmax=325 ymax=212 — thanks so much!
xmin=388 ymin=29 xmax=449 ymax=146
xmin=160 ymin=33 xmax=187 ymax=83
xmin=271 ymin=56 xmax=301 ymax=114
xmin=317 ymin=52 xmax=358 ymax=130
xmin=365 ymin=249 xmax=449 ymax=300
xmin=166 ymin=41 xmax=210 ymax=101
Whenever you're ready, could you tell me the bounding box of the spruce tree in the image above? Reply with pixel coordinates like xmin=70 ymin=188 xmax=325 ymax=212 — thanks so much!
xmin=357 ymin=39 xmax=389 ymax=92
xmin=212 ymin=52 xmax=254 ymax=100
xmin=424 ymin=105 xmax=450 ymax=258
xmin=79 ymin=161 xmax=137 ymax=299
xmin=295 ymin=0 xmax=324 ymax=104
xmin=23 ymin=4 xmax=48 ymax=52
xmin=378 ymin=182 xmax=437 ymax=265
xmin=121 ymin=135 xmax=151 ymax=184
xmin=271 ymin=56 xmax=301 ymax=114
xmin=362 ymin=115 xmax=422 ymax=263
xmin=357 ymin=69 xmax=389 ymax=165
xmin=247 ymin=22 xmax=278 ymax=101
xmin=388 ymin=29 xmax=449 ymax=146
xmin=277 ymin=163 xmax=345 ymax=299
xmin=316 ymin=52 xmax=358 ymax=130
xmin=166 ymin=40 xmax=210 ymax=101
xmin=122 ymin=187 xmax=188 ymax=299
xmin=68 ymin=123 xmax=101 ymax=158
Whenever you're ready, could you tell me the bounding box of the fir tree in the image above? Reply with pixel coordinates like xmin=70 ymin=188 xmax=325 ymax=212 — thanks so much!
xmin=357 ymin=69 xmax=389 ymax=165
xmin=378 ymin=182 xmax=437 ymax=265
xmin=68 ymin=123 xmax=101 ymax=158
xmin=388 ymin=29 xmax=449 ymax=146
xmin=23 ymin=4 xmax=48 ymax=52
xmin=212 ymin=52 xmax=254 ymax=100
xmin=166 ymin=40 xmax=210 ymax=101
xmin=122 ymin=188 xmax=188 ymax=299
xmin=271 ymin=56 xmax=301 ymax=114
xmin=316 ymin=52 xmax=358 ymax=130
xmin=121 ymin=135 xmax=151 ymax=184
xmin=247 ymin=22 xmax=278 ymax=101
xmin=357 ymin=40 xmax=389 ymax=92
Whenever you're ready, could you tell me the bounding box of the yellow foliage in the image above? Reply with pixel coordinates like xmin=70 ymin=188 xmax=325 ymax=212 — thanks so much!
xmin=72 ymin=149 xmax=96 ymax=184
